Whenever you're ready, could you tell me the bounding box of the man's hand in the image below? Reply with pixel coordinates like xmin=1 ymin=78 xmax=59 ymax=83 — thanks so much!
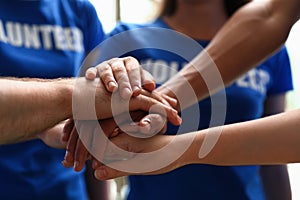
xmin=62 ymin=118 xmax=119 ymax=171
xmin=62 ymin=110 xmax=169 ymax=172
xmin=37 ymin=122 xmax=67 ymax=149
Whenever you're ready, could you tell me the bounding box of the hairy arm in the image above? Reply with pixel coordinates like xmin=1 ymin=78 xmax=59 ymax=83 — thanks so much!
xmin=0 ymin=77 xmax=180 ymax=145
xmin=0 ymin=78 xmax=73 ymax=144
xmin=158 ymin=0 xmax=300 ymax=109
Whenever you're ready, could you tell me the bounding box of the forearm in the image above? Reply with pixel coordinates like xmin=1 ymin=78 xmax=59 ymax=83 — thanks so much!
xmin=182 ymin=109 xmax=300 ymax=166
xmin=158 ymin=0 xmax=300 ymax=110
xmin=0 ymin=78 xmax=73 ymax=144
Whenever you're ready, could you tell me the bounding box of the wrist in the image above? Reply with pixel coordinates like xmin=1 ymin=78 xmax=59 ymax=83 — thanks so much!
xmin=50 ymin=78 xmax=75 ymax=120
xmin=179 ymin=132 xmax=204 ymax=166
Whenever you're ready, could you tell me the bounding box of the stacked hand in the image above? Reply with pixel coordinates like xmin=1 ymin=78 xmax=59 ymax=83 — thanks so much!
xmin=49 ymin=57 xmax=182 ymax=178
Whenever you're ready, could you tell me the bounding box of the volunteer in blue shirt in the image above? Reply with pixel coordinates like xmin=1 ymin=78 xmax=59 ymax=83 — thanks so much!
xmin=92 ymin=0 xmax=293 ymax=199
xmin=0 ymin=1 xmax=104 ymax=199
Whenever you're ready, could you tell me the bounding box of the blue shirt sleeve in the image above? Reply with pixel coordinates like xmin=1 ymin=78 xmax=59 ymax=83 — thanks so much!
xmin=266 ymin=45 xmax=293 ymax=96
xmin=80 ymin=0 xmax=105 ymax=53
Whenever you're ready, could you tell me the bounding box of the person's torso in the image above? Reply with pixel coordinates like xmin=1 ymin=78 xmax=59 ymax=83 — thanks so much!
xmin=0 ymin=1 xmax=104 ymax=199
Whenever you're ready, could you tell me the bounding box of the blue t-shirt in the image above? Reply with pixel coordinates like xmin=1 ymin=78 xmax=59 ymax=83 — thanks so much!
xmin=0 ymin=1 xmax=104 ymax=199
xmin=102 ymin=19 xmax=293 ymax=200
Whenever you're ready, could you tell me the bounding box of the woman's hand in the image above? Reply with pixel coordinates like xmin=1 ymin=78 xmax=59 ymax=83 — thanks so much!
xmin=85 ymin=56 xmax=156 ymax=99
xmin=93 ymin=133 xmax=187 ymax=181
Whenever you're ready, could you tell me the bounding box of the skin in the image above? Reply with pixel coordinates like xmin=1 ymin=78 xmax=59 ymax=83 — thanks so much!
xmin=64 ymin=2 xmax=299 ymax=197
xmin=91 ymin=0 xmax=300 ymax=179
xmin=158 ymin=0 xmax=300 ymax=107
xmin=94 ymin=108 xmax=300 ymax=178
xmin=0 ymin=58 xmax=181 ymax=146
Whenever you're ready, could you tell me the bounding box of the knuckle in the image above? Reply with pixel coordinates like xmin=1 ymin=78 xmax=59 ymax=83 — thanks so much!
xmin=118 ymin=74 xmax=130 ymax=83
xmin=124 ymin=57 xmax=140 ymax=71
xmin=111 ymin=63 xmax=126 ymax=73
xmin=97 ymin=63 xmax=111 ymax=73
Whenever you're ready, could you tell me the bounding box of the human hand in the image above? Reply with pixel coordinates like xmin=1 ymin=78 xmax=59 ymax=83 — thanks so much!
xmin=37 ymin=122 xmax=67 ymax=149
xmin=72 ymin=78 xmax=181 ymax=125
xmin=92 ymin=132 xmax=188 ymax=180
xmin=62 ymin=118 xmax=119 ymax=171
xmin=115 ymin=91 xmax=177 ymax=136
xmin=62 ymin=109 xmax=168 ymax=171
xmin=85 ymin=57 xmax=156 ymax=99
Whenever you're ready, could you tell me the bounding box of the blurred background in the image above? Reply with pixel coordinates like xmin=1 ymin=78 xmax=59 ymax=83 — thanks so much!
xmin=89 ymin=0 xmax=300 ymax=199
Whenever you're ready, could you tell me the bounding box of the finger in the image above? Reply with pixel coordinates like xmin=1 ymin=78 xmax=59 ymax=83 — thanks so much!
xmin=119 ymin=114 xmax=166 ymax=137
xmin=109 ymin=58 xmax=132 ymax=99
xmin=117 ymin=122 xmax=139 ymax=134
xmin=85 ymin=67 xmax=97 ymax=80
xmin=161 ymin=94 xmax=178 ymax=109
xmin=62 ymin=119 xmax=74 ymax=142
xmin=92 ymin=157 xmax=102 ymax=169
xmin=138 ymin=114 xmax=167 ymax=135
xmin=112 ymin=111 xmax=145 ymax=134
xmin=123 ymin=57 xmax=142 ymax=96
xmin=74 ymin=139 xmax=89 ymax=172
xmin=62 ymin=126 xmax=78 ymax=168
xmin=142 ymin=70 xmax=156 ymax=92
xmin=97 ymin=62 xmax=118 ymax=92
xmin=140 ymin=90 xmax=171 ymax=107
xmin=94 ymin=165 xmax=129 ymax=180
xmin=130 ymin=95 xmax=182 ymax=126
xmin=85 ymin=121 xmax=111 ymax=164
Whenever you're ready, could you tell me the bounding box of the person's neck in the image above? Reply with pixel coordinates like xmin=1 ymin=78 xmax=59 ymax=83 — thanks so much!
xmin=163 ymin=2 xmax=228 ymax=40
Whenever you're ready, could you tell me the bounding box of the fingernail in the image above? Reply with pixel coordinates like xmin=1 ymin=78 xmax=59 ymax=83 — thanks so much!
xmin=64 ymin=151 xmax=70 ymax=161
xmin=108 ymin=81 xmax=118 ymax=91
xmin=86 ymin=71 xmax=95 ymax=80
xmin=74 ymin=161 xmax=80 ymax=171
xmin=140 ymin=118 xmax=151 ymax=126
xmin=172 ymin=109 xmax=178 ymax=117
xmin=61 ymin=160 xmax=66 ymax=167
xmin=86 ymin=68 xmax=96 ymax=77
xmin=112 ymin=127 xmax=119 ymax=135
xmin=132 ymin=86 xmax=141 ymax=96
xmin=95 ymin=168 xmax=107 ymax=179
xmin=62 ymin=160 xmax=72 ymax=168
xmin=177 ymin=116 xmax=182 ymax=124
xmin=92 ymin=160 xmax=99 ymax=169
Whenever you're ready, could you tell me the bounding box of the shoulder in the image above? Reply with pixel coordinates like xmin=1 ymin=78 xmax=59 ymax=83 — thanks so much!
xmin=263 ymin=45 xmax=289 ymax=64
xmin=108 ymin=19 xmax=164 ymax=36
xmin=63 ymin=0 xmax=95 ymax=11
xmin=274 ymin=45 xmax=289 ymax=61
xmin=109 ymin=22 xmax=146 ymax=36
xmin=57 ymin=0 xmax=98 ymax=19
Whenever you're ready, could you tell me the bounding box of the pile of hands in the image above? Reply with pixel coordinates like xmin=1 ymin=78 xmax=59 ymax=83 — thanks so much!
xmin=41 ymin=57 xmax=184 ymax=180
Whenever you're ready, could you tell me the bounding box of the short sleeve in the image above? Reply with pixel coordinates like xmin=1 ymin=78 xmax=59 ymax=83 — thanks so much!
xmin=266 ymin=45 xmax=293 ymax=96
xmin=81 ymin=0 xmax=105 ymax=53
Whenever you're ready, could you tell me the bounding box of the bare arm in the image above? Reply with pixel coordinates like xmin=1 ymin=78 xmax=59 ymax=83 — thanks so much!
xmin=158 ymin=0 xmax=300 ymax=109
xmin=94 ymin=108 xmax=300 ymax=180
xmin=186 ymin=109 xmax=300 ymax=166
xmin=259 ymin=93 xmax=291 ymax=200
xmin=0 ymin=78 xmax=72 ymax=144
xmin=0 ymin=77 xmax=180 ymax=145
